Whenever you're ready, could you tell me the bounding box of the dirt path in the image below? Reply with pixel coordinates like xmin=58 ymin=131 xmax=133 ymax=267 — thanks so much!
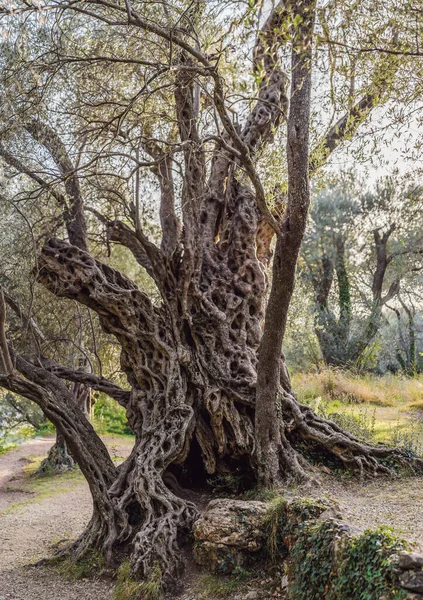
xmin=0 ymin=437 xmax=53 ymax=494
xmin=0 ymin=437 xmax=132 ymax=600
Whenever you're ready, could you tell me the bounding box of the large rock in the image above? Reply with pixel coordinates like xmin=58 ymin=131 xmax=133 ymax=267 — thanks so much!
xmin=193 ymin=499 xmax=268 ymax=573
xmin=399 ymin=552 xmax=423 ymax=571
xmin=400 ymin=571 xmax=423 ymax=594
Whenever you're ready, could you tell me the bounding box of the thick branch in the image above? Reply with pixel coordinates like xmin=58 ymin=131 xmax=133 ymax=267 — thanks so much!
xmin=87 ymin=208 xmax=167 ymax=287
xmin=174 ymin=62 xmax=206 ymax=299
xmin=141 ymin=141 xmax=180 ymax=255
xmin=0 ymin=287 xmax=14 ymax=374
xmin=202 ymin=2 xmax=290 ymax=246
xmin=40 ymin=357 xmax=130 ymax=407
xmin=25 ymin=120 xmax=88 ymax=251
xmin=244 ymin=0 xmax=289 ymax=153
xmin=37 ymin=239 xmax=156 ymax=334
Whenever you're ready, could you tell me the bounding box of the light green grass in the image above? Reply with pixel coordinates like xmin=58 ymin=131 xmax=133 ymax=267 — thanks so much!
xmin=1 ymin=456 xmax=85 ymax=515
xmin=292 ymin=370 xmax=423 ymax=455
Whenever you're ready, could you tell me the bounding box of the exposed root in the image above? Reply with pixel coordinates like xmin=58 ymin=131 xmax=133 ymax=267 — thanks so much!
xmin=282 ymin=391 xmax=423 ymax=478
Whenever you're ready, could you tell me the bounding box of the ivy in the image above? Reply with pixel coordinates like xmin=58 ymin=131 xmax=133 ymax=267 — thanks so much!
xmin=328 ymin=528 xmax=408 ymax=600
xmin=285 ymin=520 xmax=408 ymax=600
xmin=288 ymin=520 xmax=339 ymax=600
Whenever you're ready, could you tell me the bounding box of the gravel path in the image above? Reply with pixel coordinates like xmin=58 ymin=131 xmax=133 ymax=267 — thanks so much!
xmin=0 ymin=437 xmax=131 ymax=600
xmin=317 ymin=475 xmax=423 ymax=549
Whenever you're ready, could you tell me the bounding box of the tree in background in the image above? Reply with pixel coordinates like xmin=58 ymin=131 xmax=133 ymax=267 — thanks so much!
xmin=0 ymin=0 xmax=422 ymax=591
xmin=301 ymin=175 xmax=423 ymax=368
xmin=386 ymin=292 xmax=423 ymax=374
xmin=0 ymin=391 xmax=45 ymax=435
xmin=0 ymin=200 xmax=100 ymax=471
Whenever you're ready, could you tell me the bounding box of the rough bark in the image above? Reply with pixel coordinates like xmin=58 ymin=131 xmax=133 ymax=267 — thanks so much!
xmin=36 ymin=431 xmax=75 ymax=475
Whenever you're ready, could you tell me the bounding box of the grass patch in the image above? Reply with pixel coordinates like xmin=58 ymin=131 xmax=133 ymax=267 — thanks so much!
xmin=197 ymin=572 xmax=249 ymax=599
xmin=265 ymin=496 xmax=289 ymax=562
xmin=292 ymin=370 xmax=423 ymax=455
xmin=293 ymin=370 xmax=423 ymax=408
xmin=113 ymin=559 xmax=163 ymax=600
xmin=1 ymin=456 xmax=84 ymax=515
xmin=58 ymin=550 xmax=106 ymax=581
xmin=0 ymin=441 xmax=17 ymax=456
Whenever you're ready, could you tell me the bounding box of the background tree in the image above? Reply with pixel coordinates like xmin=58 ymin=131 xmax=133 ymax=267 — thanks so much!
xmin=301 ymin=175 xmax=423 ymax=367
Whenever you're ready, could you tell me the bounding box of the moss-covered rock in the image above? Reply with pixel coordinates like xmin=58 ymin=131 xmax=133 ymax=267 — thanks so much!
xmin=193 ymin=499 xmax=268 ymax=573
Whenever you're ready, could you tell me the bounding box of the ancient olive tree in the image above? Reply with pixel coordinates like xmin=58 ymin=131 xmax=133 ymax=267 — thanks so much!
xmin=0 ymin=0 xmax=422 ymax=591
xmin=302 ymin=175 xmax=423 ymax=368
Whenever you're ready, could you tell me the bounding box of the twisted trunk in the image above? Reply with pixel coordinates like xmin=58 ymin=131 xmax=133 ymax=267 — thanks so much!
xmin=36 ymin=374 xmax=92 ymax=475
xmin=32 ymin=210 xmax=423 ymax=590
xmin=0 ymin=2 xmax=412 ymax=592
xmin=36 ymin=432 xmax=75 ymax=475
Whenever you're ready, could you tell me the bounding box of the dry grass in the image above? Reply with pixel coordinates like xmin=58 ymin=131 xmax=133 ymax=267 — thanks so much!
xmin=292 ymin=369 xmax=423 ymax=454
xmin=292 ymin=369 xmax=423 ymax=408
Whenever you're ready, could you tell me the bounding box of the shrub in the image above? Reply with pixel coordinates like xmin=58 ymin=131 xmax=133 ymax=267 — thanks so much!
xmin=93 ymin=394 xmax=132 ymax=435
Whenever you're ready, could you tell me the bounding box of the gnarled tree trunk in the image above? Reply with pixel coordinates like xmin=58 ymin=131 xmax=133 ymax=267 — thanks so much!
xmin=36 ymin=432 xmax=75 ymax=475
xmin=0 ymin=0 xmax=416 ymax=594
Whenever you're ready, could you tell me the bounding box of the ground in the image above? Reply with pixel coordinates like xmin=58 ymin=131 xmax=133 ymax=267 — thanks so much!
xmin=0 ymin=436 xmax=132 ymax=600
xmin=1 ymin=431 xmax=423 ymax=599
xmin=293 ymin=370 xmax=423 ymax=451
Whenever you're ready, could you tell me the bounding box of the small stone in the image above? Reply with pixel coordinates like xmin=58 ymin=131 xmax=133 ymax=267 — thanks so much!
xmin=400 ymin=570 xmax=423 ymax=594
xmin=399 ymin=552 xmax=423 ymax=570
xmin=405 ymin=594 xmax=423 ymax=599
xmin=281 ymin=575 xmax=288 ymax=589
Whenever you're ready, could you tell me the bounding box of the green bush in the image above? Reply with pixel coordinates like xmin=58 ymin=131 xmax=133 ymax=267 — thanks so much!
xmin=93 ymin=394 xmax=132 ymax=435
